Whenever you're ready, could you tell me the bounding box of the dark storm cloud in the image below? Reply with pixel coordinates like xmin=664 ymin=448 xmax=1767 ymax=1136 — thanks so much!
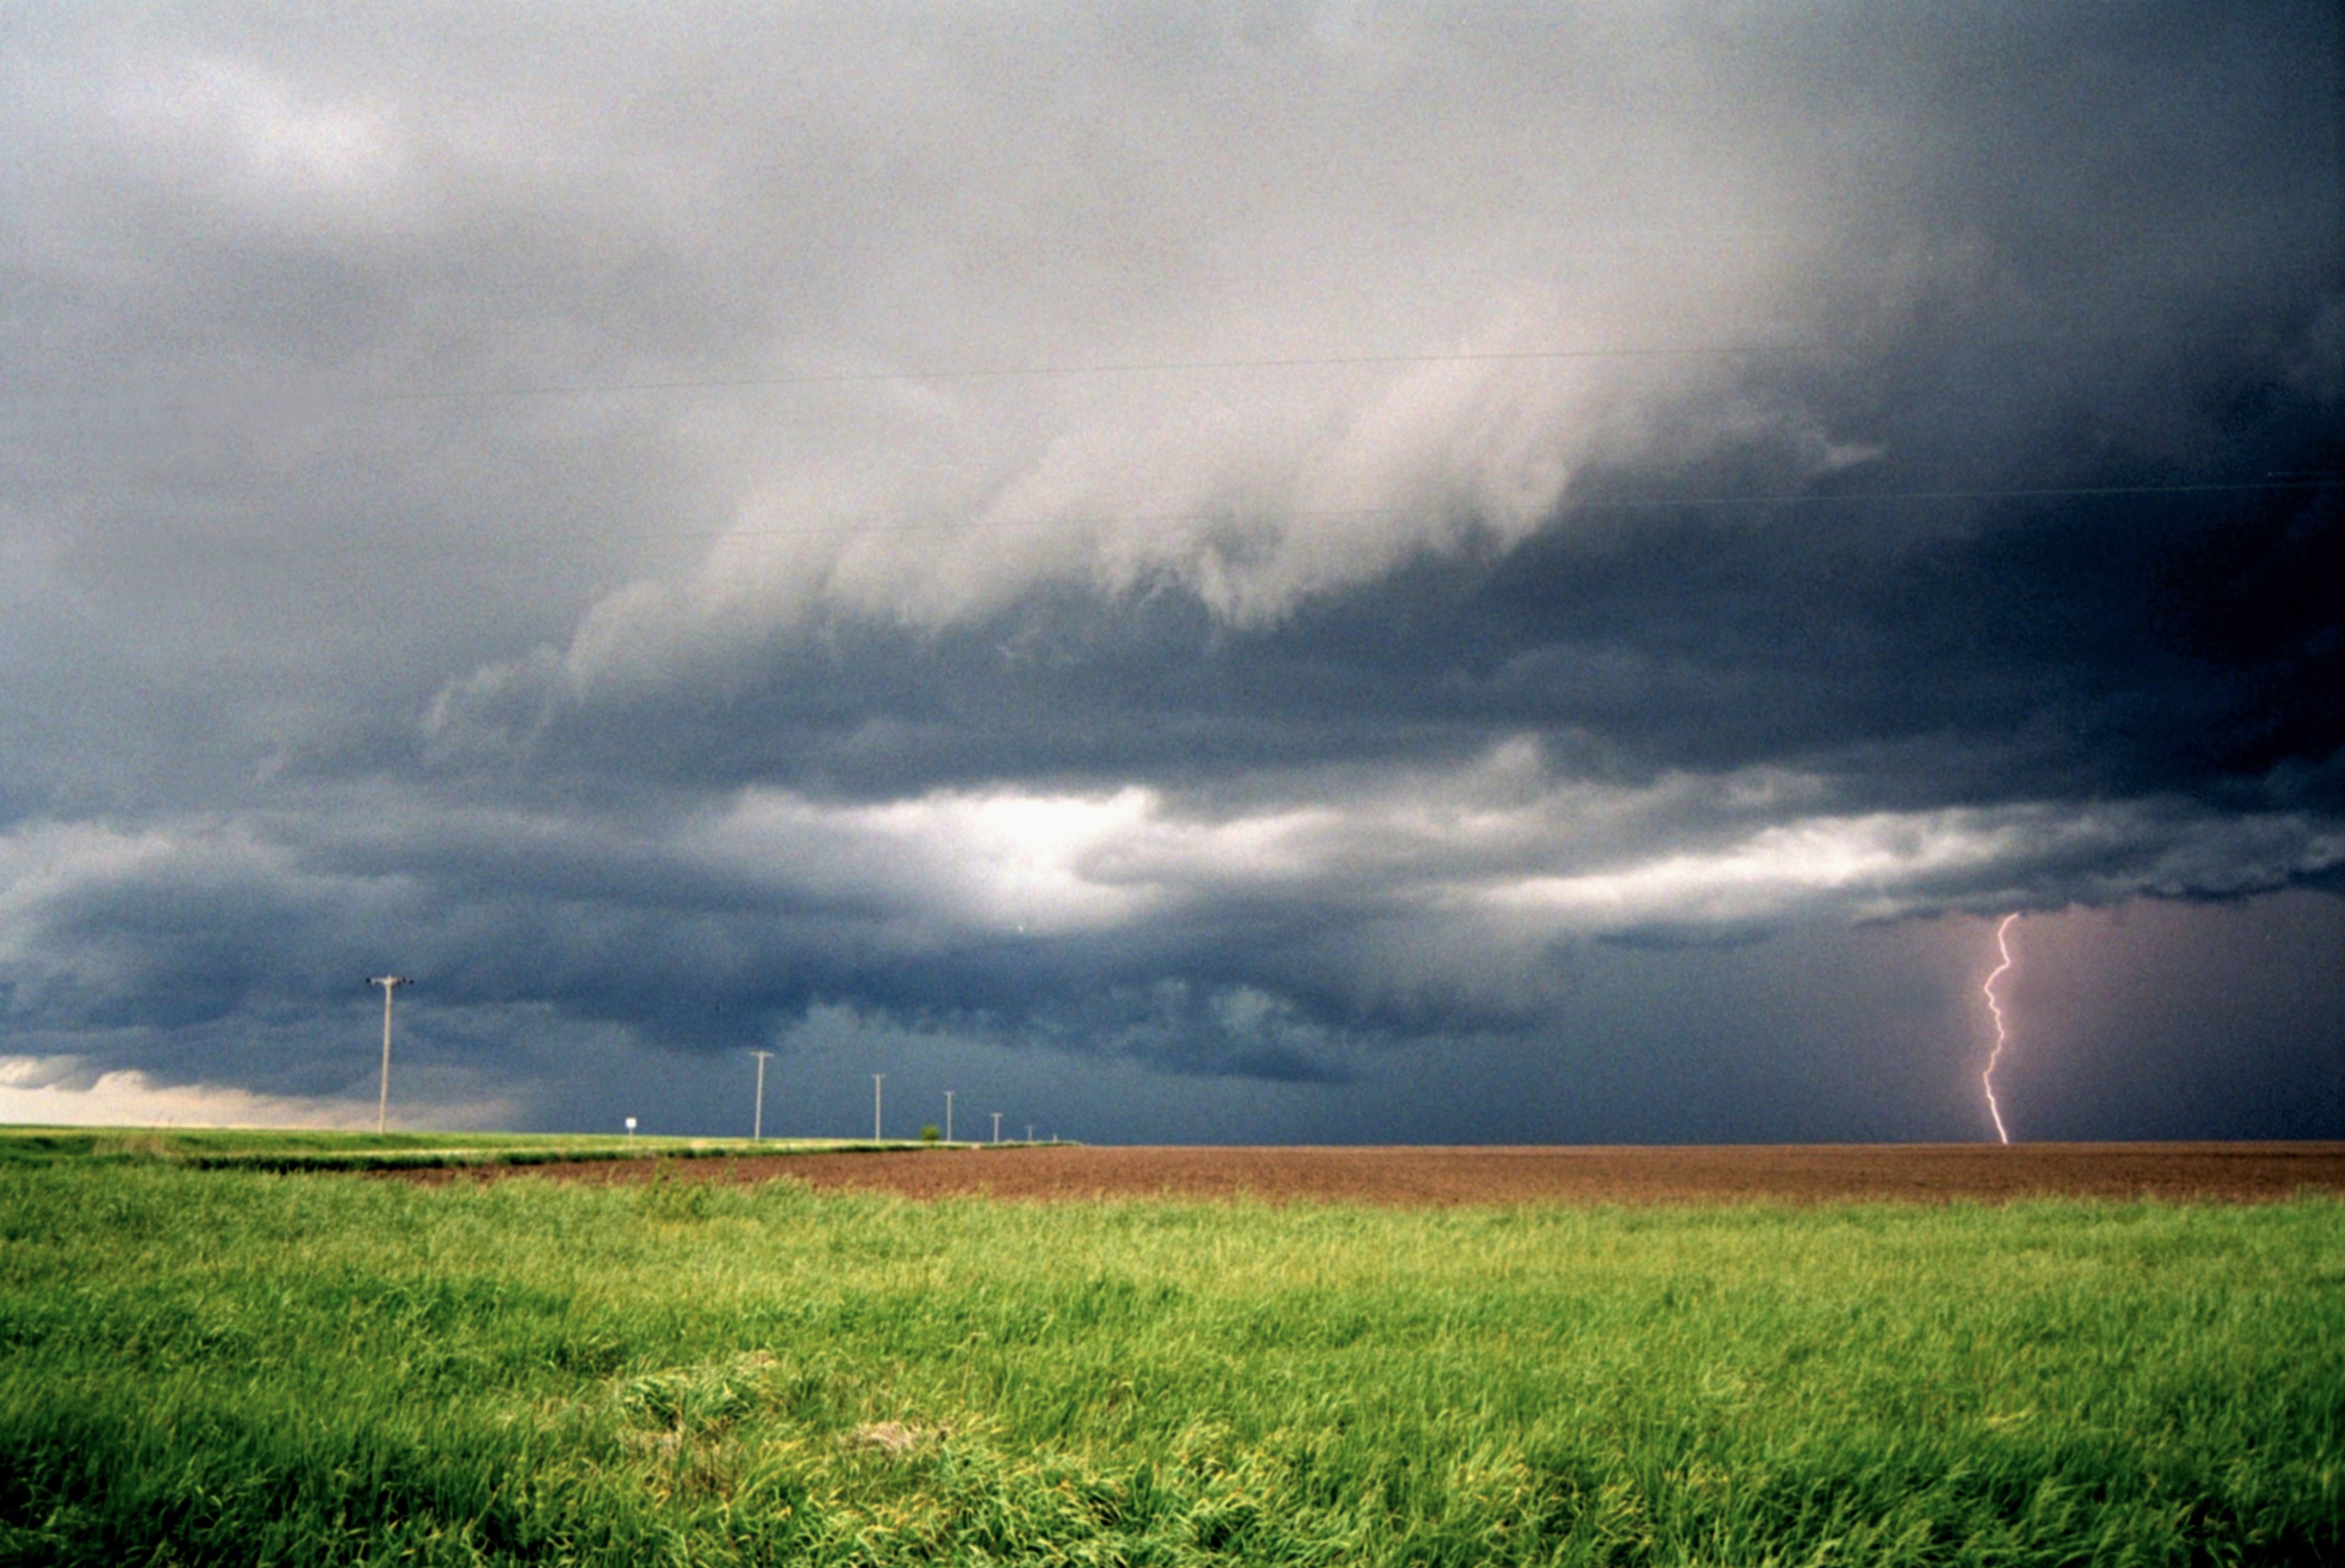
xmin=0 ymin=1 xmax=2338 ymax=1125
xmin=421 ymin=465 xmax=2341 ymax=813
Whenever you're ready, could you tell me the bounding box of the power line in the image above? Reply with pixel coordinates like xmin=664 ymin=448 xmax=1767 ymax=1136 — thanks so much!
xmin=353 ymin=344 xmax=1848 ymax=403
xmin=0 ymin=325 xmax=2275 ymax=413
xmin=49 ymin=476 xmax=2342 ymax=554
xmin=689 ymin=477 xmax=2338 ymax=538
xmin=0 ymin=344 xmax=1837 ymax=415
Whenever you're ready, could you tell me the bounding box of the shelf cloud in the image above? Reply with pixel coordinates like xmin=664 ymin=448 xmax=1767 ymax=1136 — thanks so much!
xmin=0 ymin=2 xmax=2337 ymax=1137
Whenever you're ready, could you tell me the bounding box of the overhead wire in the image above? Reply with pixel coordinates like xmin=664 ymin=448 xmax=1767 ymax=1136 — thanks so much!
xmin=23 ymin=478 xmax=2337 ymax=556
xmin=5 ymin=329 xmax=2332 ymax=551
xmin=0 ymin=324 xmax=2259 ymax=413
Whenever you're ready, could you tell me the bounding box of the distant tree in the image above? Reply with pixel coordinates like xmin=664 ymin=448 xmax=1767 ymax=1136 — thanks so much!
xmin=920 ymin=1124 xmax=942 ymax=1144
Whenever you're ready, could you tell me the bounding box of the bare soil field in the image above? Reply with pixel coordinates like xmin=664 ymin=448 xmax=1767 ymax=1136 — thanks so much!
xmin=427 ymin=1142 xmax=2345 ymax=1205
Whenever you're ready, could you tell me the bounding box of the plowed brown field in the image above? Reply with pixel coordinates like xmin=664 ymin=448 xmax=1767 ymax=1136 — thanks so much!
xmin=434 ymin=1142 xmax=2345 ymax=1205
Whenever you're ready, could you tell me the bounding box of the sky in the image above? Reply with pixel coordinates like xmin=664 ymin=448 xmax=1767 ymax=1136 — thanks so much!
xmin=1 ymin=1 xmax=2340 ymax=1143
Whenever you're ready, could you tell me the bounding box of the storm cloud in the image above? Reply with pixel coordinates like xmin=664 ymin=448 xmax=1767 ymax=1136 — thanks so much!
xmin=1 ymin=2 xmax=2338 ymax=1138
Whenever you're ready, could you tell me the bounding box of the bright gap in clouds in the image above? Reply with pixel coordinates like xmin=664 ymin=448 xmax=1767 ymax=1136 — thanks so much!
xmin=0 ymin=1055 xmax=509 ymax=1131
xmin=689 ymin=764 xmax=2345 ymax=943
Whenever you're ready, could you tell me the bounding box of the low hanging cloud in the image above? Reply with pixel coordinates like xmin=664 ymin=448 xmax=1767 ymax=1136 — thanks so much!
xmin=0 ymin=2 xmax=2338 ymax=1113
xmin=0 ymin=1054 xmax=510 ymax=1130
xmin=2 ymin=746 xmax=2333 ymax=1069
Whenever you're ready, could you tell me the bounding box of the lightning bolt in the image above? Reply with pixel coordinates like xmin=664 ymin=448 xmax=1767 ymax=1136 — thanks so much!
xmin=1980 ymin=913 xmax=2018 ymax=1145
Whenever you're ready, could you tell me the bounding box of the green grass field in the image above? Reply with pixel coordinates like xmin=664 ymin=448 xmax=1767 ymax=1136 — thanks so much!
xmin=1 ymin=1138 xmax=2340 ymax=1565
xmin=0 ymin=1125 xmax=984 ymax=1173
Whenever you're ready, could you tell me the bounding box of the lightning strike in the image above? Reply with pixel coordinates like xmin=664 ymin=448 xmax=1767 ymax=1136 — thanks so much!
xmin=1980 ymin=913 xmax=2019 ymax=1144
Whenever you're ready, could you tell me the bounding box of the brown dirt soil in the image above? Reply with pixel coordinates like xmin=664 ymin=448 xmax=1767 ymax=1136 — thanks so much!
xmin=414 ymin=1142 xmax=2345 ymax=1205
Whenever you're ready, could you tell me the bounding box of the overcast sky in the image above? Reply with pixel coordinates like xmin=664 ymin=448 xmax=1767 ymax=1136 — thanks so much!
xmin=2 ymin=1 xmax=2339 ymax=1142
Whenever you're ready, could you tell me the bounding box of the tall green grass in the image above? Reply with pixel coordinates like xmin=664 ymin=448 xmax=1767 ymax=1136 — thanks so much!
xmin=0 ymin=1125 xmax=965 ymax=1172
xmin=2 ymin=1161 xmax=2339 ymax=1564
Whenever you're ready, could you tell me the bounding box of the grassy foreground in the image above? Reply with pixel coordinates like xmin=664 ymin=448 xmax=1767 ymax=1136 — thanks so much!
xmin=0 ymin=1126 xmax=969 ymax=1173
xmin=1 ymin=1161 xmax=2340 ymax=1566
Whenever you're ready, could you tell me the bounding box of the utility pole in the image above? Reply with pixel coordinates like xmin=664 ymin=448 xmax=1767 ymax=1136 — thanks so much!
xmin=1026 ymin=1123 xmax=1035 ymax=1144
xmin=750 ymin=1050 xmax=774 ymax=1141
xmin=872 ymin=1074 xmax=884 ymax=1141
xmin=367 ymin=976 xmax=413 ymax=1135
xmin=991 ymin=1111 xmax=1002 ymax=1144
xmin=943 ymin=1090 xmax=954 ymax=1143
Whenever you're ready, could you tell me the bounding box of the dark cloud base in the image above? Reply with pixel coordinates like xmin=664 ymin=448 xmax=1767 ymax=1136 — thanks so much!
xmin=442 ymin=433 xmax=2343 ymax=822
